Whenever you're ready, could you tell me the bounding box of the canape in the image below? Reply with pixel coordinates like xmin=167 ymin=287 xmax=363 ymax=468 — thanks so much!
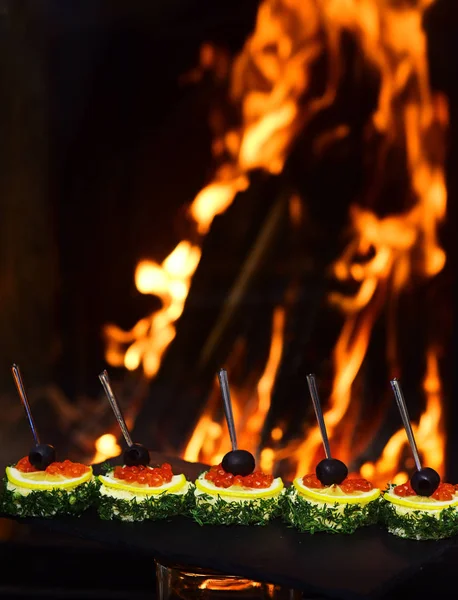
xmin=380 ymin=479 xmax=458 ymax=540
xmin=97 ymin=461 xmax=194 ymax=522
xmin=382 ymin=379 xmax=458 ymax=539
xmin=3 ymin=364 xmax=98 ymax=518
xmin=285 ymin=374 xmax=380 ymax=534
xmin=2 ymin=455 xmax=97 ymax=518
xmin=192 ymin=463 xmax=284 ymax=526
xmin=283 ymin=472 xmax=380 ymax=534
xmin=96 ymin=370 xmax=194 ymax=522
xmin=191 ymin=369 xmax=284 ymax=525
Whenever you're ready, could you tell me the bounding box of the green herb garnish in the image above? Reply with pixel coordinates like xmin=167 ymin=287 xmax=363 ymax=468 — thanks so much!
xmin=99 ymin=461 xmax=114 ymax=475
xmin=282 ymin=488 xmax=379 ymax=534
xmin=97 ymin=483 xmax=195 ymax=522
xmin=1 ymin=478 xmax=99 ymax=518
xmin=379 ymin=497 xmax=458 ymax=540
xmin=191 ymin=492 xmax=283 ymax=526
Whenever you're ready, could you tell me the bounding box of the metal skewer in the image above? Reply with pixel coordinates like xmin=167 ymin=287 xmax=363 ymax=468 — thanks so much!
xmin=99 ymin=370 xmax=133 ymax=447
xmin=218 ymin=368 xmax=237 ymax=451
xmin=12 ymin=364 xmax=40 ymax=445
xmin=306 ymin=373 xmax=331 ymax=459
xmin=390 ymin=378 xmax=422 ymax=472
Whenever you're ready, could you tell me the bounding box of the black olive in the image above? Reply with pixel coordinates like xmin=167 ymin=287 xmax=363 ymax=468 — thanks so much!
xmin=316 ymin=458 xmax=348 ymax=485
xmin=123 ymin=443 xmax=150 ymax=467
xmin=410 ymin=467 xmax=440 ymax=497
xmin=222 ymin=449 xmax=255 ymax=476
xmin=28 ymin=444 xmax=56 ymax=471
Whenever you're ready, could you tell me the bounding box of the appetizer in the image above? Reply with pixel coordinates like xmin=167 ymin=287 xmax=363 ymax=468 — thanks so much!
xmin=193 ymin=463 xmax=284 ymax=526
xmin=380 ymin=479 xmax=458 ymax=540
xmin=191 ymin=369 xmax=283 ymax=526
xmin=283 ymin=374 xmax=379 ymax=534
xmin=2 ymin=365 xmax=97 ymax=518
xmin=97 ymin=370 xmax=193 ymax=521
xmin=284 ymin=472 xmax=380 ymax=534
xmin=98 ymin=461 xmax=193 ymax=522
xmin=379 ymin=378 xmax=458 ymax=540
xmin=3 ymin=456 xmax=96 ymax=518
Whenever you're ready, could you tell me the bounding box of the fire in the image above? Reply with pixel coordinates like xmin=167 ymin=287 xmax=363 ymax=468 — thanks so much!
xmin=104 ymin=241 xmax=201 ymax=377
xmin=103 ymin=0 xmax=447 ymax=483
xmin=184 ymin=306 xmax=286 ymax=465
xmin=92 ymin=433 xmax=121 ymax=464
xmin=286 ymin=0 xmax=448 ymax=485
xmin=360 ymin=349 xmax=444 ymax=486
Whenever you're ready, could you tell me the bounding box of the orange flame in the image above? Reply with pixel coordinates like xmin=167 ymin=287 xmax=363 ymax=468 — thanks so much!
xmin=360 ymin=349 xmax=444 ymax=487
xmin=184 ymin=306 xmax=286 ymax=466
xmin=101 ymin=0 xmax=447 ymax=483
xmin=103 ymin=0 xmax=340 ymax=377
xmin=92 ymin=433 xmax=121 ymax=464
xmin=104 ymin=241 xmax=201 ymax=377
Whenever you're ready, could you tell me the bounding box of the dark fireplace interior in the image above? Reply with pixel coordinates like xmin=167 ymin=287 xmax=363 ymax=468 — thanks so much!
xmin=0 ymin=0 xmax=260 ymax=466
xmin=0 ymin=0 xmax=457 ymax=597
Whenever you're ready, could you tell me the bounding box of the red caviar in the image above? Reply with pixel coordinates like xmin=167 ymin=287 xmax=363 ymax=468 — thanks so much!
xmin=46 ymin=460 xmax=89 ymax=478
xmin=16 ymin=456 xmax=89 ymax=478
xmin=205 ymin=464 xmax=274 ymax=489
xmin=394 ymin=481 xmax=456 ymax=501
xmin=393 ymin=482 xmax=416 ymax=496
xmin=302 ymin=474 xmax=373 ymax=491
xmin=340 ymin=478 xmax=374 ymax=493
xmin=432 ymin=483 xmax=455 ymax=501
xmin=302 ymin=474 xmax=324 ymax=488
xmin=16 ymin=457 xmax=37 ymax=473
xmin=112 ymin=463 xmax=173 ymax=487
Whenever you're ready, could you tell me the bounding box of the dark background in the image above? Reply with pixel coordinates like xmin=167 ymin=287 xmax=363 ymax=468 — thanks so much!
xmin=49 ymin=0 xmax=261 ymax=398
xmin=0 ymin=0 xmax=261 ymax=398
xmin=0 ymin=0 xmax=457 ymax=469
xmin=0 ymin=1 xmax=457 ymax=598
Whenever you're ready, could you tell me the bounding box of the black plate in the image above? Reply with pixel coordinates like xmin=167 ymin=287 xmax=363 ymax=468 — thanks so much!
xmin=2 ymin=453 xmax=454 ymax=600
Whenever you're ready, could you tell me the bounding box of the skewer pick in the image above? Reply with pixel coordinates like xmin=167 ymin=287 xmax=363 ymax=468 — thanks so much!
xmin=390 ymin=378 xmax=439 ymax=496
xmin=99 ymin=370 xmax=150 ymax=466
xmin=306 ymin=374 xmax=348 ymax=485
xmin=218 ymin=368 xmax=255 ymax=476
xmin=11 ymin=363 xmax=56 ymax=470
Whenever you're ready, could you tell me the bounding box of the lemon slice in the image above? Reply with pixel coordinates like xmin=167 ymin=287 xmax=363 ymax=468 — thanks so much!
xmin=383 ymin=489 xmax=458 ymax=511
xmin=6 ymin=466 xmax=93 ymax=491
xmin=293 ymin=477 xmax=380 ymax=505
xmin=22 ymin=472 xmax=67 ymax=482
xmin=99 ymin=472 xmax=187 ymax=495
xmin=195 ymin=474 xmax=283 ymax=499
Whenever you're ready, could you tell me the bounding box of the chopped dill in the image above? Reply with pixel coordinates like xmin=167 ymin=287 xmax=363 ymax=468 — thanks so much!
xmin=191 ymin=492 xmax=282 ymax=526
xmin=97 ymin=485 xmax=195 ymax=522
xmin=282 ymin=489 xmax=379 ymax=534
xmin=379 ymin=498 xmax=458 ymax=540
xmin=1 ymin=478 xmax=99 ymax=518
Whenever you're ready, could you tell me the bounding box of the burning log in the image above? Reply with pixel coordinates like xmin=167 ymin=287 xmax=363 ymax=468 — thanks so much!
xmin=132 ymin=41 xmax=385 ymax=458
xmin=130 ymin=26 xmax=385 ymax=451
xmin=131 ymin=174 xmax=293 ymax=448
xmin=128 ymin=2 xmax=390 ymax=456
xmin=112 ymin=0 xmax=451 ymax=489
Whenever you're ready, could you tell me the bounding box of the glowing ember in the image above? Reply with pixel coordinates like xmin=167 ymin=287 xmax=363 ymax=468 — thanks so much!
xmin=103 ymin=0 xmax=447 ymax=484
xmin=92 ymin=433 xmax=121 ymax=464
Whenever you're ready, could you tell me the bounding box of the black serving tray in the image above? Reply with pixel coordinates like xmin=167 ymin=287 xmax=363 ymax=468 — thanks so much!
xmin=2 ymin=453 xmax=454 ymax=600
